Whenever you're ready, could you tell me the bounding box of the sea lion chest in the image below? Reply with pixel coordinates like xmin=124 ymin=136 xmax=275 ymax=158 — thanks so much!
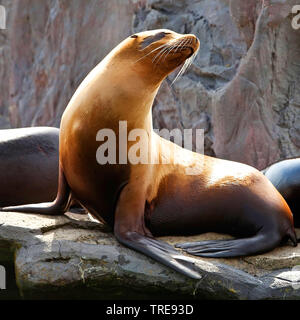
xmin=59 ymin=99 xmax=130 ymax=226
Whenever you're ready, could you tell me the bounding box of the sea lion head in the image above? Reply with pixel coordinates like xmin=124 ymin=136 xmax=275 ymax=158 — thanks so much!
xmin=108 ymin=29 xmax=200 ymax=86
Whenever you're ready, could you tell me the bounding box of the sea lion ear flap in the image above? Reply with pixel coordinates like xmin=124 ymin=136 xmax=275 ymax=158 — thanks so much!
xmin=130 ymin=34 xmax=138 ymax=38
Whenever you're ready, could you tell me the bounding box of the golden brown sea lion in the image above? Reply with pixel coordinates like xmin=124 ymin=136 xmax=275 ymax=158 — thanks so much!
xmin=2 ymin=30 xmax=297 ymax=279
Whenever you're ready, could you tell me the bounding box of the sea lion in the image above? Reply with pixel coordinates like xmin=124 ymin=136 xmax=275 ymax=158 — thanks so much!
xmin=0 ymin=127 xmax=59 ymax=207
xmin=263 ymin=157 xmax=300 ymax=228
xmin=0 ymin=126 xmax=85 ymax=213
xmin=2 ymin=29 xmax=297 ymax=279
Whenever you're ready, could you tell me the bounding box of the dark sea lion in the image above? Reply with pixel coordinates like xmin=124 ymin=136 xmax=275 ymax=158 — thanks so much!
xmin=0 ymin=127 xmax=59 ymax=207
xmin=2 ymin=30 xmax=297 ymax=279
xmin=263 ymin=158 xmax=300 ymax=228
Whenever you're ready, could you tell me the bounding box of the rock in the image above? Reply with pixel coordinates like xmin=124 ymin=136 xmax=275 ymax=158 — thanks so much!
xmin=2 ymin=0 xmax=140 ymax=128
xmin=212 ymin=0 xmax=300 ymax=169
xmin=1 ymin=0 xmax=299 ymax=165
xmin=135 ymin=0 xmax=246 ymax=157
xmin=0 ymin=212 xmax=300 ymax=299
xmin=0 ymin=0 xmax=11 ymax=129
xmin=229 ymin=0 xmax=261 ymax=49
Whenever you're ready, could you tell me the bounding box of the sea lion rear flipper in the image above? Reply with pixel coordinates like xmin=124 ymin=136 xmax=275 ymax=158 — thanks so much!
xmin=1 ymin=166 xmax=70 ymax=215
xmin=175 ymin=231 xmax=293 ymax=258
xmin=114 ymin=230 xmax=202 ymax=279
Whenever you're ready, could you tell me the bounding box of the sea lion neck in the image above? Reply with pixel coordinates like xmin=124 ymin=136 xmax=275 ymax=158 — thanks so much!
xmin=92 ymin=58 xmax=161 ymax=127
xmin=64 ymin=56 xmax=161 ymax=130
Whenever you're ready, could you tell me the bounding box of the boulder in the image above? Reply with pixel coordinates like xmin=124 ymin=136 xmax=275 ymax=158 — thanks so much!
xmin=1 ymin=0 xmax=299 ymax=166
xmin=0 ymin=212 xmax=299 ymax=299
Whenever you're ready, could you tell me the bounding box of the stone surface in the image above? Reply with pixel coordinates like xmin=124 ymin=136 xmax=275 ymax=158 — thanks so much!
xmin=213 ymin=0 xmax=300 ymax=169
xmin=0 ymin=0 xmax=11 ymax=129
xmin=1 ymin=0 xmax=140 ymax=128
xmin=0 ymin=212 xmax=300 ymax=299
xmin=0 ymin=0 xmax=299 ymax=166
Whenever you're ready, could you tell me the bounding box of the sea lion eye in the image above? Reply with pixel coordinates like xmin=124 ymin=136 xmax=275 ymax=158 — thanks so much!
xmin=140 ymin=32 xmax=168 ymax=49
xmin=131 ymin=35 xmax=138 ymax=38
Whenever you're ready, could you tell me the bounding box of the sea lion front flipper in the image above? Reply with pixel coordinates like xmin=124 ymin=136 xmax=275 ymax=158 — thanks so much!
xmin=113 ymin=183 xmax=202 ymax=279
xmin=114 ymin=230 xmax=202 ymax=279
xmin=175 ymin=230 xmax=297 ymax=258
xmin=1 ymin=166 xmax=71 ymax=215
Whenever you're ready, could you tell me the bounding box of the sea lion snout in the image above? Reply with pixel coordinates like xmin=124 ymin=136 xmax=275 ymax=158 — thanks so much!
xmin=128 ymin=29 xmax=200 ymax=83
xmin=183 ymin=34 xmax=200 ymax=47
xmin=180 ymin=34 xmax=200 ymax=58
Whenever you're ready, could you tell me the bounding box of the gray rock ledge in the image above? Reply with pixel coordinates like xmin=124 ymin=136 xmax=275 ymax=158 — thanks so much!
xmin=0 ymin=211 xmax=299 ymax=300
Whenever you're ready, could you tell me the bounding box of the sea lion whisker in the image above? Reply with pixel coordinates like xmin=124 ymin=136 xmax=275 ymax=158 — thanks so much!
xmin=136 ymin=44 xmax=168 ymax=63
xmin=142 ymin=43 xmax=167 ymax=55
xmin=165 ymin=41 xmax=182 ymax=56
xmin=172 ymin=65 xmax=185 ymax=84
xmin=171 ymin=40 xmax=199 ymax=84
xmin=152 ymin=47 xmax=169 ymax=64
xmin=164 ymin=38 xmax=192 ymax=64
xmin=171 ymin=54 xmax=192 ymax=84
xmin=158 ymin=44 xmax=179 ymax=63
xmin=189 ymin=52 xmax=197 ymax=67
xmin=162 ymin=45 xmax=177 ymax=61
xmin=135 ymin=43 xmax=169 ymax=63
xmin=154 ymin=38 xmax=190 ymax=65
xmin=168 ymin=39 xmax=182 ymax=52
xmin=186 ymin=52 xmax=196 ymax=69
xmin=172 ymin=39 xmax=185 ymax=54
xmin=174 ymin=57 xmax=192 ymax=83
xmin=189 ymin=47 xmax=199 ymax=67
xmin=173 ymin=38 xmax=189 ymax=53
xmin=152 ymin=44 xmax=170 ymax=59
xmin=152 ymin=44 xmax=173 ymax=63
xmin=184 ymin=54 xmax=195 ymax=73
